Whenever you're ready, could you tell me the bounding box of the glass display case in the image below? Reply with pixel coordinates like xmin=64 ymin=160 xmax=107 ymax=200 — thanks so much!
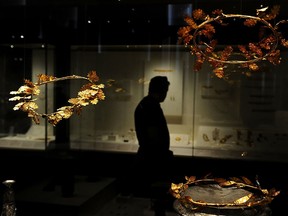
xmin=69 ymin=45 xmax=195 ymax=156
xmin=0 ymin=44 xmax=55 ymax=150
xmin=68 ymin=45 xmax=288 ymax=163
xmin=0 ymin=0 xmax=288 ymax=163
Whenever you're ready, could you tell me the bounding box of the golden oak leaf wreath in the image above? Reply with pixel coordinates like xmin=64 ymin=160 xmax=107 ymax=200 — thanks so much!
xmin=9 ymin=71 xmax=105 ymax=126
xmin=177 ymin=5 xmax=288 ymax=79
xmin=170 ymin=175 xmax=280 ymax=210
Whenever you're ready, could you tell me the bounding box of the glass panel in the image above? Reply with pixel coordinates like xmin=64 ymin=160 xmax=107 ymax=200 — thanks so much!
xmin=0 ymin=43 xmax=55 ymax=150
xmin=193 ymin=51 xmax=288 ymax=162
xmin=69 ymin=45 xmax=195 ymax=156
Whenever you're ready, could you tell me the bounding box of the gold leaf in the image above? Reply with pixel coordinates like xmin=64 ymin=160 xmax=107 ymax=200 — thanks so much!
xmin=24 ymin=79 xmax=35 ymax=87
xmin=248 ymin=63 xmax=259 ymax=71
xmin=213 ymin=67 xmax=224 ymax=78
xmin=10 ymin=91 xmax=21 ymax=95
xmin=9 ymin=96 xmax=25 ymax=101
xmin=78 ymin=100 xmax=90 ymax=107
xmin=192 ymin=9 xmax=206 ymax=20
xmin=21 ymin=101 xmax=38 ymax=112
xmin=58 ymin=109 xmax=73 ymax=119
xmin=91 ymin=83 xmax=105 ymax=90
xmin=269 ymin=188 xmax=280 ymax=197
xmin=87 ymin=70 xmax=99 ymax=83
xmin=230 ymin=177 xmax=242 ymax=183
xmin=281 ymin=39 xmax=288 ymax=48
xmin=18 ymin=85 xmax=32 ymax=94
xmin=261 ymin=189 xmax=269 ymax=195
xmin=37 ymin=74 xmax=56 ymax=83
xmin=219 ymin=180 xmax=236 ymax=187
xmin=90 ymin=98 xmax=99 ymax=105
xmin=188 ymin=176 xmax=196 ymax=182
xmin=241 ymin=176 xmax=253 ymax=185
xmin=244 ymin=18 xmax=257 ymax=27
xmin=68 ymin=98 xmax=79 ymax=105
xmin=78 ymin=89 xmax=97 ymax=99
xmin=13 ymin=102 xmax=25 ymax=111
xmin=33 ymin=86 xmax=40 ymax=95
xmin=171 ymin=183 xmax=183 ymax=191
xmin=234 ymin=193 xmax=253 ymax=204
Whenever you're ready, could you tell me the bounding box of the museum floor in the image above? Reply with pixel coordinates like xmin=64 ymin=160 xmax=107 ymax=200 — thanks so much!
xmin=15 ymin=175 xmax=179 ymax=216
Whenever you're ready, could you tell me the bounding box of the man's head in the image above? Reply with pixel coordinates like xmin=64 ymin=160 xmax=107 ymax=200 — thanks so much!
xmin=148 ymin=76 xmax=170 ymax=102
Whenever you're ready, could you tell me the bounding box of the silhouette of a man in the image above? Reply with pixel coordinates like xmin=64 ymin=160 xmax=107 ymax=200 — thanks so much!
xmin=134 ymin=76 xmax=173 ymax=216
xmin=135 ymin=76 xmax=172 ymax=161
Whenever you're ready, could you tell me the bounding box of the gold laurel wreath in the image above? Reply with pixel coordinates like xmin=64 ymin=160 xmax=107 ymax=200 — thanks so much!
xmin=177 ymin=5 xmax=288 ymax=79
xmin=9 ymin=70 xmax=105 ymax=126
xmin=170 ymin=175 xmax=280 ymax=210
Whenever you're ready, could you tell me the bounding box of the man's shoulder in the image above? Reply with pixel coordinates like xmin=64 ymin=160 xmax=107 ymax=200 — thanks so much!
xmin=139 ymin=96 xmax=158 ymax=106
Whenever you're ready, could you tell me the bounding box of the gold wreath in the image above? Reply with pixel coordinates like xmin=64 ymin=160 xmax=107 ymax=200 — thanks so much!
xmin=9 ymin=71 xmax=105 ymax=126
xmin=177 ymin=5 xmax=288 ymax=79
xmin=170 ymin=175 xmax=280 ymax=210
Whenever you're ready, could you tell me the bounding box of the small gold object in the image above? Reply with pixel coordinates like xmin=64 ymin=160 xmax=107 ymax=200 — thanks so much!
xmin=202 ymin=133 xmax=209 ymax=142
xmin=175 ymin=136 xmax=182 ymax=142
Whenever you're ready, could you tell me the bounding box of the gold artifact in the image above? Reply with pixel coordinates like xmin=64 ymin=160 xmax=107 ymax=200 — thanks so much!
xmin=9 ymin=71 xmax=105 ymax=126
xmin=170 ymin=175 xmax=280 ymax=211
xmin=177 ymin=5 xmax=288 ymax=79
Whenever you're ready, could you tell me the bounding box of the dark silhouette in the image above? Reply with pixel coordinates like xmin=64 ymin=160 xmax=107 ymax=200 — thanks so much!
xmin=134 ymin=76 xmax=174 ymax=216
